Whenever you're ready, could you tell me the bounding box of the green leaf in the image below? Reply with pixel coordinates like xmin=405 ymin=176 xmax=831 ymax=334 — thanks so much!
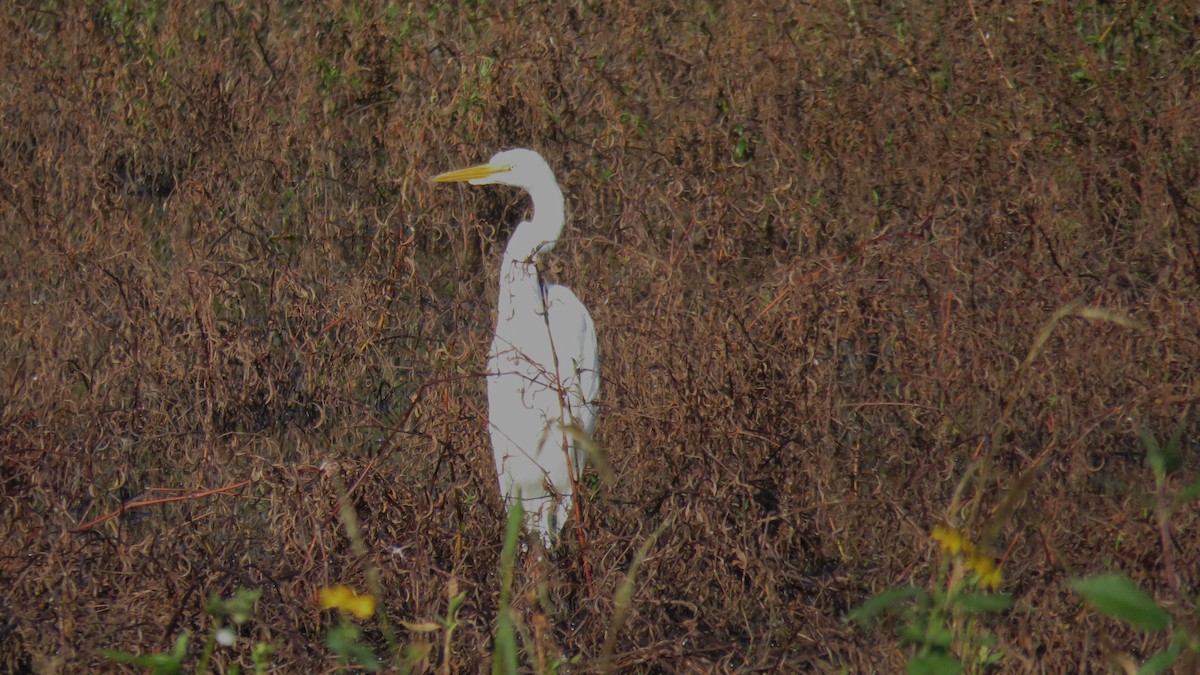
xmin=976 ymin=642 xmax=1005 ymax=667
xmin=403 ymin=642 xmax=433 ymax=669
xmin=208 ymin=589 xmax=261 ymax=624
xmin=1166 ymin=424 xmax=1184 ymax=461
xmin=326 ymin=625 xmax=382 ymax=672
xmin=907 ymin=653 xmax=963 ymax=675
xmin=1171 ymin=478 xmax=1200 ymax=510
xmin=1140 ymin=426 xmax=1166 ymax=478
xmin=98 ymin=649 xmax=136 ymax=664
xmin=167 ymin=634 xmax=188 ymax=663
xmin=250 ymin=642 xmax=275 ymax=674
xmin=927 ymin=624 xmax=955 ymax=650
xmin=846 ymin=586 xmax=925 ymax=626
xmin=1139 ymin=632 xmax=1185 ymax=675
xmin=898 ymin=613 xmax=953 ymax=650
xmin=1141 ymin=425 xmax=1182 ymax=478
xmin=951 ymin=592 xmax=1014 ymax=614
xmin=446 ymin=590 xmax=466 ymax=618
xmin=205 ymin=589 xmax=260 ymax=623
xmin=399 ymin=621 xmax=441 ymax=632
xmin=1070 ymin=574 xmax=1171 ymax=632
xmin=98 ymin=633 xmax=189 ymax=675
xmin=899 ymin=621 xmax=924 ymax=646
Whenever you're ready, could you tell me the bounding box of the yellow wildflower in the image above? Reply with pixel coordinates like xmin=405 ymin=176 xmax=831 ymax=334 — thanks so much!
xmin=978 ymin=566 xmax=1003 ymax=590
xmin=319 ymin=585 xmax=376 ymax=620
xmin=931 ymin=526 xmax=975 ymax=557
xmin=967 ymin=554 xmax=1003 ymax=590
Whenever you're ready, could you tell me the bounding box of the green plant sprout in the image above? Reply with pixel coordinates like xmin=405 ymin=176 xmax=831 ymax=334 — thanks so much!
xmin=100 ymin=588 xmax=272 ymax=675
xmin=848 ymin=525 xmax=1012 ymax=675
xmin=1069 ymin=422 xmax=1200 ymax=674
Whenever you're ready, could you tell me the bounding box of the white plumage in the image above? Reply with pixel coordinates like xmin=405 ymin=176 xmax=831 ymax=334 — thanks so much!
xmin=433 ymin=149 xmax=600 ymax=546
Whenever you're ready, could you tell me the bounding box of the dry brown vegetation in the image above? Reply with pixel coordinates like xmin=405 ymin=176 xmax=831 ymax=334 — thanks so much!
xmin=3 ymin=1 xmax=1200 ymax=672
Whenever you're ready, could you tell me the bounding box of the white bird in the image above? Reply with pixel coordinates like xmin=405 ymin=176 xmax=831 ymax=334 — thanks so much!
xmin=432 ymin=149 xmax=600 ymax=547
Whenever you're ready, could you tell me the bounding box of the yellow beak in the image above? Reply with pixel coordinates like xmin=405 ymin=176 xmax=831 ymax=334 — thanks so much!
xmin=430 ymin=163 xmax=512 ymax=183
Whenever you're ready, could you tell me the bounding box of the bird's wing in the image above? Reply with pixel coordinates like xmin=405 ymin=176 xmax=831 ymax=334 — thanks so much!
xmin=544 ymin=283 xmax=599 ymax=433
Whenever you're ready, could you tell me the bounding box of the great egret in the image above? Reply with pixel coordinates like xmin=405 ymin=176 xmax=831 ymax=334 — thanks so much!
xmin=432 ymin=149 xmax=600 ymax=547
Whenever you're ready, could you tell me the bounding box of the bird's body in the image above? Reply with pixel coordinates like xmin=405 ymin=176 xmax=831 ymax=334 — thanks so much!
xmin=433 ymin=149 xmax=599 ymax=546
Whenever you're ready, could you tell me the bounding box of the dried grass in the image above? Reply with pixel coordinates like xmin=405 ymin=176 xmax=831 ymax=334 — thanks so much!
xmin=2 ymin=1 xmax=1199 ymax=671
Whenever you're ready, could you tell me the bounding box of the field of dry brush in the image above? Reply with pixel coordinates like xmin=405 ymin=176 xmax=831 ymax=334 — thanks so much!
xmin=3 ymin=1 xmax=1199 ymax=671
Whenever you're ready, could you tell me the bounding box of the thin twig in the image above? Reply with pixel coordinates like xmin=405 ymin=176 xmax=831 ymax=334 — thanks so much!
xmin=72 ymin=479 xmax=255 ymax=531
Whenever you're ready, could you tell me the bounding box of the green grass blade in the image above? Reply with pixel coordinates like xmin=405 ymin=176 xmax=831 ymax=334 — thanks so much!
xmin=491 ymin=501 xmax=523 ymax=675
xmin=599 ymin=520 xmax=668 ymax=673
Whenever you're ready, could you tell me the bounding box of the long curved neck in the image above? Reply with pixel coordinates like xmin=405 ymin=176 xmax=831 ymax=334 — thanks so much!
xmin=495 ymin=181 xmax=565 ymax=326
xmin=516 ymin=180 xmax=565 ymax=261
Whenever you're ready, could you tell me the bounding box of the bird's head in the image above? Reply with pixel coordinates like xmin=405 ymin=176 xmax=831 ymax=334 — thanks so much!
xmin=432 ymin=148 xmax=555 ymax=193
xmin=433 ymin=148 xmax=566 ymax=263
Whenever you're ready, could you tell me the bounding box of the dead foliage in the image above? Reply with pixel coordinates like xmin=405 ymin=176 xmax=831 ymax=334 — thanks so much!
xmin=2 ymin=1 xmax=1199 ymax=671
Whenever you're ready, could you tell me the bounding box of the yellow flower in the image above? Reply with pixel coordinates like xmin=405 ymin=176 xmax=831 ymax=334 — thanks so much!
xmin=967 ymin=554 xmax=1003 ymax=590
xmin=931 ymin=526 xmax=975 ymax=557
xmin=978 ymin=566 xmax=1003 ymax=590
xmin=320 ymin=585 xmax=376 ymax=620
